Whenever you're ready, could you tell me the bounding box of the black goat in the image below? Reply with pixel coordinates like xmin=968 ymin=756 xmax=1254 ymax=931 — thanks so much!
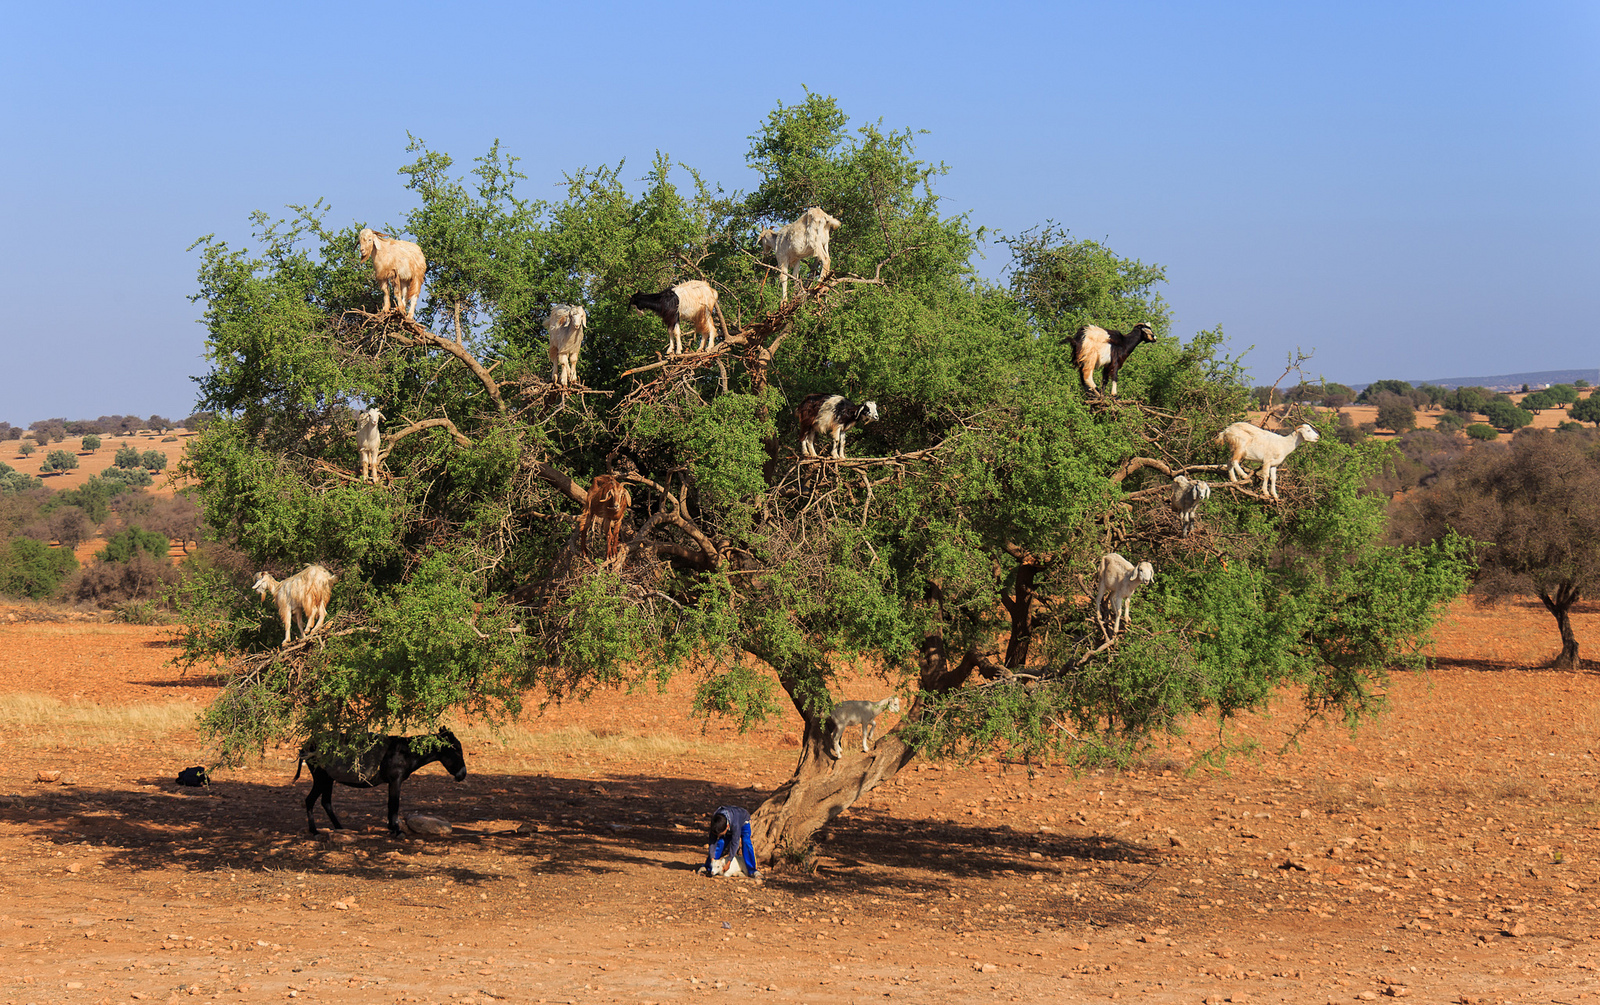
xmin=295 ymin=727 xmax=467 ymax=836
xmin=1071 ymin=322 xmax=1157 ymax=397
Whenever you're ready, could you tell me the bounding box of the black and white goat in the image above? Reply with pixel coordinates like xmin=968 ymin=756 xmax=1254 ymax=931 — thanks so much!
xmin=629 ymin=280 xmax=719 ymax=355
xmin=295 ymin=727 xmax=467 ymax=836
xmin=1071 ymin=322 xmax=1158 ymax=397
xmin=796 ymin=394 xmax=880 ymax=459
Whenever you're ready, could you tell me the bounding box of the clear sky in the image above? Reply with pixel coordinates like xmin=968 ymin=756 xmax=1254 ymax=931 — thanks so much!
xmin=2 ymin=1 xmax=1595 ymax=426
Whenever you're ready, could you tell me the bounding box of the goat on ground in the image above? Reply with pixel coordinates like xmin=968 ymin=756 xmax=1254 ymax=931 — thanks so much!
xmin=824 ymin=696 xmax=901 ymax=759
xmin=252 ymin=564 xmax=336 ymax=645
xmin=1070 ymin=322 xmax=1158 ymax=396
xmin=629 ymin=280 xmax=719 ymax=355
xmin=1214 ymin=421 xmax=1321 ymax=499
xmin=1169 ymin=474 xmax=1211 ymax=536
xmin=757 ymin=207 xmax=842 ymax=300
xmin=546 ymin=304 xmax=587 ymax=386
xmin=356 ymin=408 xmax=384 ymax=483
xmin=295 ymin=727 xmax=467 ymax=836
xmin=703 ymin=805 xmax=759 ymax=878
xmin=1094 ymin=553 xmax=1154 ymax=635
xmin=357 ymin=228 xmax=427 ymax=320
xmin=796 ymin=394 xmax=880 ymax=459
xmin=580 ymin=474 xmax=632 ymax=561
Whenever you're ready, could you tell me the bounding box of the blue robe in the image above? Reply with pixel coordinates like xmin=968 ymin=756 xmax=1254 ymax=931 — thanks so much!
xmin=705 ymin=805 xmax=758 ymax=877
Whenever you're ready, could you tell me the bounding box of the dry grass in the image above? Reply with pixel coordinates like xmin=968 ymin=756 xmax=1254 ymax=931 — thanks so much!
xmin=459 ymin=724 xmax=761 ymax=773
xmin=0 ymin=693 xmax=198 ymax=746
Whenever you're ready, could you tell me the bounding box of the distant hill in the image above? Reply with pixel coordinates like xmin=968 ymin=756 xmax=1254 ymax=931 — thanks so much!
xmin=1351 ymin=368 xmax=1598 ymax=393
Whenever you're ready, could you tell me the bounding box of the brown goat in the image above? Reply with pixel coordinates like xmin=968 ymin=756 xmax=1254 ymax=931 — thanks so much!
xmin=580 ymin=475 xmax=632 ymax=561
xmin=358 ymin=228 xmax=427 ymax=319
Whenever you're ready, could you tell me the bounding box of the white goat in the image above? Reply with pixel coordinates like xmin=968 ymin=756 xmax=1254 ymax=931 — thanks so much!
xmin=546 ymin=304 xmax=587 ymax=386
xmin=356 ymin=408 xmax=384 ymax=483
xmin=1169 ymin=474 xmax=1211 ymax=536
xmin=1094 ymin=553 xmax=1154 ymax=635
xmin=1214 ymin=422 xmax=1321 ymax=499
xmin=358 ymin=228 xmax=427 ymax=319
xmin=252 ymin=564 xmax=337 ymax=645
xmin=758 ymin=207 xmax=841 ymax=300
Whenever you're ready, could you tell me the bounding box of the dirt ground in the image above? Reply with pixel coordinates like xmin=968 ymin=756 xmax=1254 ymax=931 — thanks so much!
xmin=1 ymin=597 xmax=1599 ymax=1005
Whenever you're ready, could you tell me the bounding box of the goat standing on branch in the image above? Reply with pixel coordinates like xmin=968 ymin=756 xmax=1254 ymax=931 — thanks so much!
xmin=757 ymin=207 xmax=841 ymax=301
xmin=546 ymin=304 xmax=587 ymax=386
xmin=797 ymin=394 xmax=879 ymax=459
xmin=1215 ymin=421 xmax=1320 ymax=500
xmin=252 ymin=564 xmax=336 ymax=645
xmin=1094 ymin=553 xmax=1154 ymax=636
xmin=580 ymin=475 xmax=632 ymax=562
xmin=629 ymin=280 xmax=719 ymax=355
xmin=356 ymin=407 xmax=384 ymax=483
xmin=1070 ymin=322 xmax=1157 ymax=397
xmin=357 ymin=228 xmax=426 ymax=320
xmin=1169 ymin=474 xmax=1211 ymax=536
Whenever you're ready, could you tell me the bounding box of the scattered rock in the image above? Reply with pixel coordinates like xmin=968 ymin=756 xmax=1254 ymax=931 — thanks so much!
xmin=404 ymin=814 xmax=452 ymax=837
xmin=1503 ymin=921 xmax=1528 ymax=937
xmin=976 ymin=963 xmax=997 ymax=973
xmin=1169 ymin=834 xmax=1186 ymax=847
xmin=36 ymin=770 xmax=60 ymax=783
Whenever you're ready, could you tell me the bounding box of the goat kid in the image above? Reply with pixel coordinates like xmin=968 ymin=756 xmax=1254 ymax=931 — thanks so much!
xmin=252 ymin=564 xmax=336 ymax=645
xmin=296 ymin=727 xmax=467 ymax=836
xmin=580 ymin=474 xmax=632 ymax=561
xmin=797 ymin=394 xmax=880 ymax=459
xmin=1071 ymin=322 xmax=1157 ymax=397
xmin=546 ymin=304 xmax=587 ymax=386
xmin=757 ymin=207 xmax=842 ymax=300
xmin=629 ymin=280 xmax=719 ymax=355
xmin=357 ymin=228 xmax=427 ymax=320
xmin=1094 ymin=553 xmax=1154 ymax=635
xmin=824 ymin=696 xmax=901 ymax=759
xmin=1169 ymin=474 xmax=1212 ymax=536
xmin=356 ymin=408 xmax=384 ymax=483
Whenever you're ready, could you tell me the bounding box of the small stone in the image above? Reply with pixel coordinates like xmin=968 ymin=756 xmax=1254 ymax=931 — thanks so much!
xmin=36 ymin=770 xmax=60 ymax=783
xmin=1504 ymin=921 xmax=1528 ymax=937
xmin=66 ymin=982 xmax=83 ymax=989
xmin=1169 ymin=835 xmax=1186 ymax=847
xmin=334 ymin=901 xmax=349 ymax=911
xmin=978 ymin=963 xmax=998 ymax=973
xmin=67 ymin=863 xmax=80 ymax=873
xmin=1383 ymin=987 xmax=1411 ymax=997
xmin=404 ymin=814 xmax=452 ymax=836
xmin=1356 ymin=993 xmax=1378 ymax=1001
xmin=1029 ymin=851 xmax=1043 ymax=859
xmin=1299 ymin=808 xmax=1311 ymax=818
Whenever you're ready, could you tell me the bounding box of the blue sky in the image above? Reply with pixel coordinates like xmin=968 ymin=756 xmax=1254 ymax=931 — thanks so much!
xmin=1 ymin=1 xmax=1595 ymax=425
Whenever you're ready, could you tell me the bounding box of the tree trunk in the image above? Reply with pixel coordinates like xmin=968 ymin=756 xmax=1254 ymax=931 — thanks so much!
xmin=748 ymin=632 xmax=979 ymax=865
xmin=1540 ymin=585 xmax=1582 ymax=670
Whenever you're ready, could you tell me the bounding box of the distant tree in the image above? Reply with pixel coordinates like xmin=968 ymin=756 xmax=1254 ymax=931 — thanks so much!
xmin=1576 ymin=379 xmax=1591 ymax=388
xmin=1445 ymin=386 xmax=1491 ymax=414
xmin=1466 ymin=423 xmax=1499 ymax=441
xmin=47 ymin=506 xmax=94 ymax=550
xmin=1520 ymin=390 xmax=1554 ymax=412
xmin=1559 ymin=421 xmax=1585 ymax=432
xmin=0 ymin=537 xmax=78 ymax=600
xmin=1484 ymin=400 xmax=1534 ymax=432
xmin=1320 ymin=382 xmax=1355 ymax=407
xmin=1333 ymin=411 xmax=1366 ymax=445
xmin=97 ymin=526 xmax=172 ymax=565
xmin=1250 ymin=386 xmax=1277 ymax=408
xmin=183 ymin=411 xmax=216 ymax=431
xmin=142 ymin=449 xmax=167 ymax=472
xmin=1373 ymin=392 xmax=1416 ymax=433
xmin=54 ymin=476 xmax=132 ymax=522
xmin=114 ymin=444 xmax=142 ymax=469
xmin=1415 ymin=384 xmax=1449 ymax=408
xmin=1402 ymin=431 xmax=1600 ymax=669
xmin=1547 ymin=384 xmax=1580 ymax=406
xmin=1 ymin=427 xmax=18 ymax=441
xmin=81 ymin=434 xmax=101 ymax=452
xmin=148 ymin=415 xmax=173 ymax=433
xmin=1520 ymin=383 xmax=1530 ymax=393
xmin=1434 ymin=411 xmax=1467 ymax=432
xmin=1571 ymin=396 xmax=1600 ymax=427
xmin=18 ymin=441 xmax=35 ymax=457
xmin=41 ymin=449 xmax=79 ymax=474
xmin=146 ymin=495 xmax=203 ymax=554
xmin=1357 ymin=379 xmax=1414 ymax=404
xmin=0 ymin=461 xmax=42 ymax=493
xmin=101 ymin=466 xmax=153 ymax=488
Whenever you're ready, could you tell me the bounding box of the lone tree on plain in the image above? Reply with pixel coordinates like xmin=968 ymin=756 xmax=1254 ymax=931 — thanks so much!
xmin=1398 ymin=429 xmax=1600 ymax=669
xmin=82 ymin=434 xmax=101 ymax=453
xmin=176 ymin=96 xmax=1470 ymax=863
xmin=41 ymin=449 xmax=79 ymax=474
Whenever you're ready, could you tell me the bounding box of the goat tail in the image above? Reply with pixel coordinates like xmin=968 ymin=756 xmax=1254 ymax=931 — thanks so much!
xmin=294 ymin=754 xmax=304 ymax=781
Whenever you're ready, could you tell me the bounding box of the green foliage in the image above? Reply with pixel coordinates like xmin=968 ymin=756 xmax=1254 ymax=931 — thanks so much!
xmin=1483 ymin=400 xmax=1534 ymax=431
xmin=141 ymin=450 xmax=167 ymax=472
xmin=1466 ymin=423 xmax=1499 ymax=441
xmin=1373 ymin=394 xmax=1416 ymax=433
xmin=82 ymin=434 xmax=101 ymax=452
xmin=1357 ymin=379 xmax=1413 ymax=404
xmin=97 ymin=526 xmax=171 ymax=564
xmin=177 ymin=96 xmax=1469 ymax=780
xmin=0 ymin=462 xmax=41 ymax=493
xmin=1434 ymin=411 xmax=1467 ymax=431
xmin=18 ymin=441 xmax=35 ymax=457
xmin=1571 ymin=395 xmax=1600 ymax=426
xmin=49 ymin=475 xmax=130 ymax=522
xmin=41 ymin=449 xmax=79 ymax=474
xmin=114 ymin=444 xmax=142 ymax=469
xmin=101 ymin=466 xmax=153 ymax=488
xmin=0 ymin=537 xmax=77 ymax=599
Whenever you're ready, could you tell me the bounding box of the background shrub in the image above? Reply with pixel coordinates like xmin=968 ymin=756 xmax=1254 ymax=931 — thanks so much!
xmin=1466 ymin=423 xmax=1500 ymax=441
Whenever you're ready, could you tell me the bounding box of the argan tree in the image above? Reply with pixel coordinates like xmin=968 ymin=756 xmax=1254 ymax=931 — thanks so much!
xmin=177 ymin=96 xmax=1470 ymax=861
xmin=1396 ymin=429 xmax=1600 ymax=669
